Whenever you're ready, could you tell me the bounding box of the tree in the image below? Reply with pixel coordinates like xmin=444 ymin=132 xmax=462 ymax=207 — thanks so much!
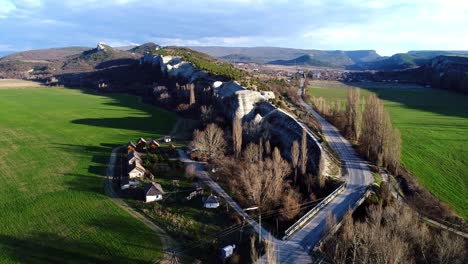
xmin=384 ymin=128 xmax=401 ymax=175
xmin=190 ymin=123 xmax=226 ymax=161
xmin=189 ymin=83 xmax=196 ymax=105
xmin=237 ymin=148 xmax=290 ymax=210
xmin=185 ymin=164 xmax=197 ymax=180
xmin=361 ymin=94 xmax=386 ymax=165
xmin=232 ymin=116 xmax=242 ymax=158
xmin=300 ymin=128 xmax=308 ymax=175
xmin=291 ymin=141 xmax=300 ymax=183
xmin=280 ymin=189 xmax=301 ymax=221
xmin=345 ymin=88 xmax=361 ymax=141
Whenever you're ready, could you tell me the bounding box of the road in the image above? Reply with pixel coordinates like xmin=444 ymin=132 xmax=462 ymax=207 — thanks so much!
xmin=266 ymin=79 xmax=374 ymax=263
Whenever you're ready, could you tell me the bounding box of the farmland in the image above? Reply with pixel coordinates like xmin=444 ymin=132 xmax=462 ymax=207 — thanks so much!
xmin=307 ymin=81 xmax=468 ymax=220
xmin=0 ymin=88 xmax=176 ymax=263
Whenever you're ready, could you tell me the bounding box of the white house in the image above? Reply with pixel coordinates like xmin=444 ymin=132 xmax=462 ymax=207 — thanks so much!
xmin=203 ymin=194 xmax=220 ymax=209
xmin=144 ymin=182 xmax=164 ymax=202
xmin=128 ymin=162 xmax=145 ymax=179
xmin=163 ymin=136 xmax=172 ymax=143
xmin=221 ymin=245 xmax=236 ymax=259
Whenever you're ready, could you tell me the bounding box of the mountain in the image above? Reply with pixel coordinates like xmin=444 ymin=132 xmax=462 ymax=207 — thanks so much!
xmin=128 ymin=42 xmax=161 ymax=54
xmin=0 ymin=47 xmax=90 ymax=62
xmin=190 ymin=46 xmax=381 ymax=67
xmin=349 ymin=50 xmax=468 ymax=70
xmin=61 ymin=42 xmax=139 ymax=72
xmin=268 ymin=54 xmax=332 ymax=67
xmin=0 ymin=42 xmax=139 ymax=79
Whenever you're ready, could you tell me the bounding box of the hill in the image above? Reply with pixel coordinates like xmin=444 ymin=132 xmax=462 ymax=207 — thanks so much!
xmin=349 ymin=50 xmax=468 ymax=70
xmin=0 ymin=43 xmax=141 ymax=79
xmin=0 ymin=47 xmax=90 ymax=62
xmin=128 ymin=42 xmax=161 ymax=54
xmin=268 ymin=54 xmax=332 ymax=67
xmin=61 ymin=42 xmax=139 ymax=72
xmin=190 ymin=46 xmax=381 ymax=67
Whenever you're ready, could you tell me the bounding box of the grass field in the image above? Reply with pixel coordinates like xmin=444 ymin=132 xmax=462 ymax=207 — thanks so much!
xmin=0 ymin=88 xmax=176 ymax=263
xmin=307 ymin=82 xmax=468 ymax=220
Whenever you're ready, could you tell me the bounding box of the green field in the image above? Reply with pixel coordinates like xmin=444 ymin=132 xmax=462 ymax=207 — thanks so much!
xmin=307 ymin=83 xmax=468 ymax=220
xmin=0 ymin=88 xmax=176 ymax=263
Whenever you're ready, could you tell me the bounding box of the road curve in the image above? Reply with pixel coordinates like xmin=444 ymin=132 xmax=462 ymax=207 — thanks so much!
xmin=268 ymin=81 xmax=374 ymax=263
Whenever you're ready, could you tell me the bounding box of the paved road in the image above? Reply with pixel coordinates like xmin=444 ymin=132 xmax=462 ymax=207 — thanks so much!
xmin=266 ymin=80 xmax=374 ymax=263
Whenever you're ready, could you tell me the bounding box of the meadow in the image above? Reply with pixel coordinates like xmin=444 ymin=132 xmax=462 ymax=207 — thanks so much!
xmin=0 ymin=88 xmax=176 ymax=263
xmin=307 ymin=81 xmax=468 ymax=220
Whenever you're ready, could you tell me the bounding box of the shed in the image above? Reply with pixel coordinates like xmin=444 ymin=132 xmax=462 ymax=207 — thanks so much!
xmin=203 ymin=194 xmax=220 ymax=209
xmin=221 ymin=244 xmax=236 ymax=259
xmin=128 ymin=162 xmax=146 ymax=179
xmin=144 ymin=182 xmax=164 ymax=202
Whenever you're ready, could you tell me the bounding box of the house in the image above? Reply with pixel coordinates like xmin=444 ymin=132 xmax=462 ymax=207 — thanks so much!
xmin=127 ymin=151 xmax=143 ymax=165
xmin=127 ymin=141 xmax=136 ymax=154
xmin=136 ymin=137 xmax=147 ymax=151
xmin=203 ymin=194 xmax=220 ymax=209
xmin=144 ymin=182 xmax=164 ymax=202
xmin=148 ymin=139 xmax=160 ymax=153
xmin=163 ymin=136 xmax=172 ymax=143
xmin=128 ymin=162 xmax=146 ymax=179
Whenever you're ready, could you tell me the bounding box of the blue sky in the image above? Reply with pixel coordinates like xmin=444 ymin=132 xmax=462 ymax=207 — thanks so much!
xmin=0 ymin=0 xmax=467 ymax=56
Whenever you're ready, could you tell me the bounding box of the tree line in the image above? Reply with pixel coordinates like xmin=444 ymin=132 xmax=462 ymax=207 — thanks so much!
xmin=309 ymin=88 xmax=401 ymax=174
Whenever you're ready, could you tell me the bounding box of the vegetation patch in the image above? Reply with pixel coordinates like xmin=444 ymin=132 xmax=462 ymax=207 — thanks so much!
xmin=307 ymin=83 xmax=468 ymax=220
xmin=0 ymin=88 xmax=176 ymax=263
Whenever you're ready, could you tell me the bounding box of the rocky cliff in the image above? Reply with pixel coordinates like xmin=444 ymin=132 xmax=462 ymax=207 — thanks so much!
xmin=143 ymin=53 xmax=326 ymax=175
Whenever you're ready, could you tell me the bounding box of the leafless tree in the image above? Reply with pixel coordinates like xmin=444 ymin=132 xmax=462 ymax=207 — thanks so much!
xmin=291 ymin=140 xmax=300 ymax=183
xmin=384 ymin=128 xmax=401 ymax=175
xmin=200 ymin=105 xmax=215 ymax=124
xmin=264 ymin=140 xmax=271 ymax=156
xmin=323 ymin=210 xmax=337 ymax=238
xmin=300 ymin=128 xmax=308 ymax=175
xmin=190 ymin=123 xmax=226 ymax=161
xmin=265 ymin=235 xmax=278 ymax=264
xmin=189 ymin=83 xmax=196 ymax=105
xmin=185 ymin=164 xmax=197 ymax=180
xmin=280 ymin=189 xmax=301 ymax=221
xmin=435 ymin=231 xmax=465 ymax=264
xmin=232 ymin=116 xmax=242 ymax=158
xmin=243 ymin=143 xmax=262 ymax=163
xmin=345 ymin=88 xmax=362 ymax=141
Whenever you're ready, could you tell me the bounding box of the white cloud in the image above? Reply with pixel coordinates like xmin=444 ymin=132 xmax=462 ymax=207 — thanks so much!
xmin=0 ymin=0 xmax=16 ymax=18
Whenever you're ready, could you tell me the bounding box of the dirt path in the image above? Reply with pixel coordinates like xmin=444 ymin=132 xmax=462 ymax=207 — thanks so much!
xmin=105 ymin=146 xmax=180 ymax=264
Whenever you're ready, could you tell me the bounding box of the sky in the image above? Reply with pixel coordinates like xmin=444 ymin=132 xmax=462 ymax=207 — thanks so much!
xmin=0 ymin=0 xmax=467 ymax=56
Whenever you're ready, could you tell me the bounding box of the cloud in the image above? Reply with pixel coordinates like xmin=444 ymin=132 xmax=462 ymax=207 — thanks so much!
xmin=0 ymin=0 xmax=467 ymax=55
xmin=0 ymin=0 xmax=16 ymax=18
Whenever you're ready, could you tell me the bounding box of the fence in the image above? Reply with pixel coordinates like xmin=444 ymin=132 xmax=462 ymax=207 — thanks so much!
xmin=283 ymin=182 xmax=347 ymax=240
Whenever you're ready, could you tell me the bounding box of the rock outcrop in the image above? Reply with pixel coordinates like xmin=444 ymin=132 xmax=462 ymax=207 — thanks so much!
xmin=143 ymin=53 xmax=326 ymax=175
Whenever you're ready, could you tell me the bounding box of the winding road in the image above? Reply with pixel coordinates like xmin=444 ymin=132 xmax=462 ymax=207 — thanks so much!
xmin=265 ymin=79 xmax=374 ymax=263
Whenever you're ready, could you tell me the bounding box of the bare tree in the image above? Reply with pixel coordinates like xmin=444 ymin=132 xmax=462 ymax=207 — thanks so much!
xmin=189 ymin=83 xmax=196 ymax=105
xmin=190 ymin=123 xmax=226 ymax=161
xmin=345 ymin=88 xmax=361 ymax=141
xmin=265 ymin=235 xmax=278 ymax=264
xmin=243 ymin=143 xmax=262 ymax=163
xmin=435 ymin=231 xmax=465 ymax=264
xmin=185 ymin=164 xmax=197 ymax=180
xmin=300 ymin=128 xmax=308 ymax=175
xmin=323 ymin=210 xmax=337 ymax=238
xmin=280 ymin=189 xmax=301 ymax=221
xmin=238 ymin=148 xmax=290 ymax=210
xmin=264 ymin=140 xmax=271 ymax=156
xmin=384 ymin=128 xmax=401 ymax=175
xmin=232 ymin=116 xmax=242 ymax=158
xmin=291 ymin=141 xmax=300 ymax=183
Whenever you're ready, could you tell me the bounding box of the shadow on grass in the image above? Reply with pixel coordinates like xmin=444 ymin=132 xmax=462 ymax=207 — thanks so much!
xmin=69 ymin=88 xmax=176 ymax=135
xmin=53 ymin=143 xmax=116 ymax=195
xmin=337 ymin=82 xmax=468 ymax=119
xmin=0 ymin=232 xmax=145 ymax=264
